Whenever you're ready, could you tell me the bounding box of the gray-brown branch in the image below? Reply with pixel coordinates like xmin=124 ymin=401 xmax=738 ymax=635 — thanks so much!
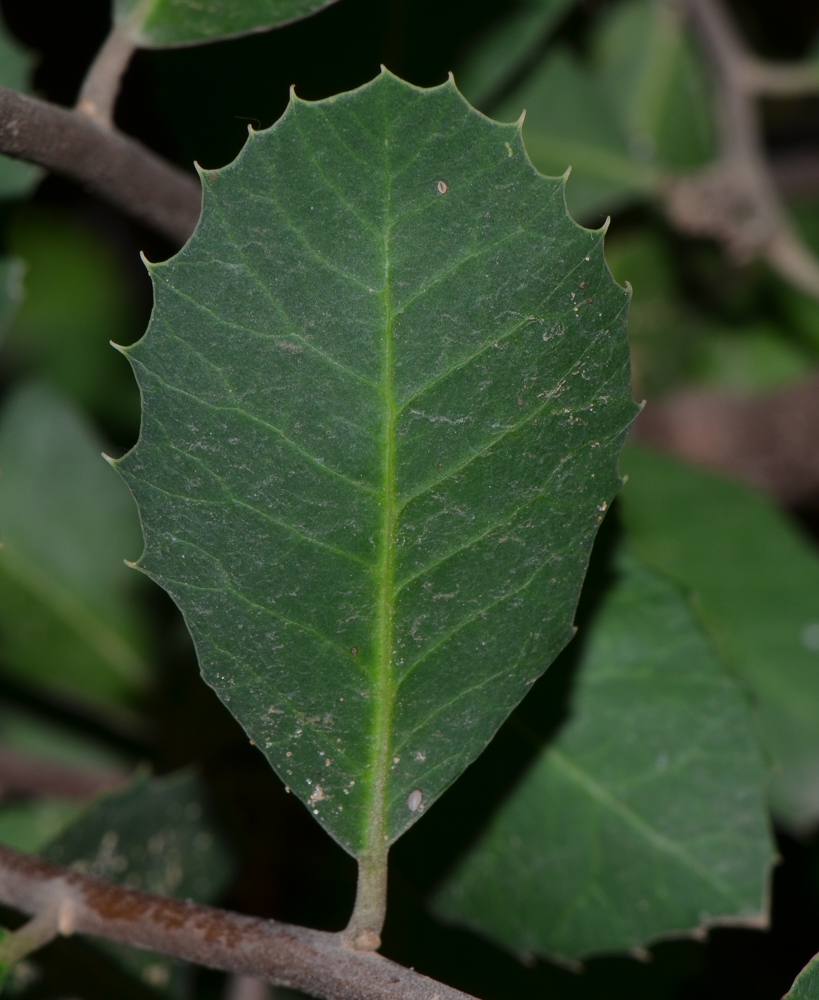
xmin=0 ymin=845 xmax=476 ymax=1000
xmin=0 ymin=86 xmax=200 ymax=244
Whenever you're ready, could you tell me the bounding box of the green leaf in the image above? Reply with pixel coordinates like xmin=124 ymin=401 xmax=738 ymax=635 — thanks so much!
xmin=0 ymin=15 xmax=41 ymax=199
xmin=43 ymin=769 xmax=233 ymax=998
xmin=0 ymin=383 xmax=150 ymax=706
xmin=494 ymin=49 xmax=656 ymax=221
xmin=456 ymin=0 xmax=580 ymax=109
xmin=619 ymin=445 xmax=819 ymax=832
xmin=5 ymin=210 xmax=141 ymax=427
xmin=493 ymin=0 xmax=714 ymax=221
xmin=0 ymin=929 xmax=9 ymax=994
xmin=115 ymin=0 xmax=340 ymax=48
xmin=115 ymin=71 xmax=638 ymax=861
xmin=0 ymin=256 xmax=24 ymax=350
xmin=591 ymin=0 xmax=715 ymax=172
xmin=786 ymin=955 xmax=819 ymax=999
xmin=432 ymin=545 xmax=773 ymax=962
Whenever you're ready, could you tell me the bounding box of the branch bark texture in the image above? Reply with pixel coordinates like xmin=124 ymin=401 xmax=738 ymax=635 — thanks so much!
xmin=0 ymin=845 xmax=475 ymax=1000
xmin=0 ymin=86 xmax=200 ymax=244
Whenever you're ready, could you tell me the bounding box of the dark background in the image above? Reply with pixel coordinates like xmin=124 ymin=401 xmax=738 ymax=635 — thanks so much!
xmin=1 ymin=1 xmax=819 ymax=997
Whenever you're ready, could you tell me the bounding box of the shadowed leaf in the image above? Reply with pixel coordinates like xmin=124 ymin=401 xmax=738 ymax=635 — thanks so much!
xmin=0 ymin=383 xmax=150 ymax=706
xmin=433 ymin=546 xmax=773 ymax=961
xmin=620 ymin=444 xmax=819 ymax=833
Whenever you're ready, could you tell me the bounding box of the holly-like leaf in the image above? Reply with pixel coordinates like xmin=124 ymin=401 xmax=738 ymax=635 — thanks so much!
xmin=620 ymin=445 xmax=819 ymax=833
xmin=43 ymin=769 xmax=233 ymax=997
xmin=115 ymin=70 xmax=638 ymax=861
xmin=786 ymin=955 xmax=819 ymax=999
xmin=0 ymin=383 xmax=150 ymax=706
xmin=114 ymin=0 xmax=339 ymax=48
xmin=433 ymin=545 xmax=773 ymax=962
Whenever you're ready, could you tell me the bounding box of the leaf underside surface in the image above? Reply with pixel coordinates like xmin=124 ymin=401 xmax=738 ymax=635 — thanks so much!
xmin=117 ymin=70 xmax=638 ymax=859
xmin=787 ymin=955 xmax=819 ymax=999
xmin=115 ymin=0 xmax=339 ymax=47
xmin=433 ymin=546 xmax=773 ymax=961
xmin=620 ymin=445 xmax=819 ymax=833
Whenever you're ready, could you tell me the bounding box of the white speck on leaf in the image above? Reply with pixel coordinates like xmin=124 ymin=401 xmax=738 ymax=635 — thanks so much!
xmin=407 ymin=789 xmax=423 ymax=812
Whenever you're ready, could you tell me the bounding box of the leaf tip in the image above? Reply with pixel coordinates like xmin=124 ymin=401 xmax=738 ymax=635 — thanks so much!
xmin=101 ymin=452 xmax=119 ymax=469
xmin=517 ymin=108 xmax=526 ymax=128
xmin=600 ymin=215 xmax=612 ymax=235
xmin=110 ymin=340 xmax=130 ymax=356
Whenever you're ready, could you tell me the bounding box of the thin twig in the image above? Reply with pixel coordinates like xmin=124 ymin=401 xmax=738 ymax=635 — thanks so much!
xmin=75 ymin=23 xmax=138 ymax=127
xmin=0 ymin=845 xmax=476 ymax=1000
xmin=0 ymin=86 xmax=199 ymax=244
xmin=667 ymin=0 xmax=819 ymax=298
xmin=738 ymin=57 xmax=819 ymax=96
xmin=0 ymin=747 xmax=126 ymax=801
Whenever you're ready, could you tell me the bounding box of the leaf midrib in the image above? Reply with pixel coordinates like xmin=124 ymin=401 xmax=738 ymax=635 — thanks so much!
xmin=366 ymin=118 xmax=398 ymax=858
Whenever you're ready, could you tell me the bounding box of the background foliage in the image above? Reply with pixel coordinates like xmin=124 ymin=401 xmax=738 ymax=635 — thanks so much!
xmin=2 ymin=0 xmax=819 ymax=998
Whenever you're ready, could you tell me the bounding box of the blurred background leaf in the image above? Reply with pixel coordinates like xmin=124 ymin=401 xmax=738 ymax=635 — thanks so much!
xmin=620 ymin=445 xmax=819 ymax=833
xmin=433 ymin=544 xmax=772 ymax=963
xmin=115 ymin=0 xmax=341 ymax=48
xmin=0 ymin=383 xmax=150 ymax=708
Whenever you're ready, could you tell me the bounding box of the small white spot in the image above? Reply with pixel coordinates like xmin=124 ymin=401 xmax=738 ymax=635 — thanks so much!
xmin=802 ymin=623 xmax=819 ymax=650
xmin=437 ymin=180 xmax=448 ymax=195
xmin=407 ymin=789 xmax=423 ymax=812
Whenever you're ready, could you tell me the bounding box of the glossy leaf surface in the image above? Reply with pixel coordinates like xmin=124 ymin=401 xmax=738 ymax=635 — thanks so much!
xmin=117 ymin=71 xmax=638 ymax=858
xmin=620 ymin=445 xmax=819 ymax=832
xmin=0 ymin=384 xmax=149 ymax=706
xmin=115 ymin=0 xmax=339 ymax=48
xmin=433 ymin=546 xmax=772 ymax=961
